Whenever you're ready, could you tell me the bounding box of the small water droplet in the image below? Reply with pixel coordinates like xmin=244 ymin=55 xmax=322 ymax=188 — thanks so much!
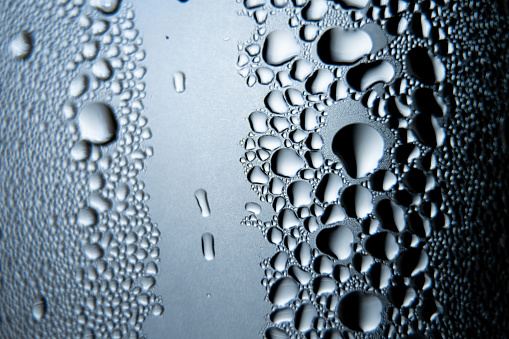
xmin=173 ymin=71 xmax=186 ymax=93
xmin=201 ymin=232 xmax=215 ymax=261
xmin=194 ymin=189 xmax=211 ymax=217
xmin=10 ymin=31 xmax=33 ymax=60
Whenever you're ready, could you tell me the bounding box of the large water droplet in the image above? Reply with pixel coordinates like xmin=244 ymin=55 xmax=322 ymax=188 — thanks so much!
xmin=69 ymin=74 xmax=89 ymax=98
xmin=271 ymin=149 xmax=304 ymax=178
xmin=316 ymin=225 xmax=353 ymax=260
xmin=265 ymin=90 xmax=289 ymax=114
xmin=301 ymin=0 xmax=328 ymax=21
xmin=287 ymin=180 xmax=312 ymax=207
xmin=317 ymin=28 xmax=372 ymax=65
xmin=332 ymin=124 xmax=384 ymax=178
xmin=315 ymin=173 xmax=343 ymax=203
xmin=375 ymin=199 xmax=406 ymax=232
xmin=194 ymin=189 xmax=211 ymax=217
xmin=337 ymin=292 xmax=382 ymax=332
xmin=201 ymin=232 xmax=215 ymax=261
xmin=78 ymin=103 xmax=118 ymax=145
xmin=365 ymin=232 xmax=399 ymax=260
xmin=269 ymin=277 xmax=299 ymax=306
xmin=262 ymin=30 xmax=300 ymax=66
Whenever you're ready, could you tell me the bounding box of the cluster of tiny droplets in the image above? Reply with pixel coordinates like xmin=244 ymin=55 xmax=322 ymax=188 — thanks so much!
xmin=0 ymin=1 xmax=162 ymax=338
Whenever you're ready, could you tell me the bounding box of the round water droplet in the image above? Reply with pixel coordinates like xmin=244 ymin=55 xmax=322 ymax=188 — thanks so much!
xmin=287 ymin=180 xmax=312 ymax=207
xmin=340 ymin=185 xmax=373 ymax=219
xmin=83 ymin=243 xmax=104 ymax=260
xmin=294 ymin=303 xmax=317 ymax=332
xmin=70 ymin=140 xmax=92 ymax=161
xmin=77 ymin=207 xmax=99 ymax=227
xmin=69 ymin=74 xmax=89 ymax=98
xmin=265 ymin=90 xmax=289 ymax=114
xmin=78 ymin=103 xmax=118 ymax=145
xmin=92 ymin=59 xmax=113 ymax=80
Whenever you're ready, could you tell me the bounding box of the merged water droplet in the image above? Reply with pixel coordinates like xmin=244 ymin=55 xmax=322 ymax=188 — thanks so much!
xmin=337 ymin=292 xmax=382 ymax=332
xmin=317 ymin=28 xmax=373 ymax=65
xmin=262 ymin=30 xmax=300 ymax=66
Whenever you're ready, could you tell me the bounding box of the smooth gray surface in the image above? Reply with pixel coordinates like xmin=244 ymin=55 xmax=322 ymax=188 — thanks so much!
xmin=137 ymin=1 xmax=274 ymax=338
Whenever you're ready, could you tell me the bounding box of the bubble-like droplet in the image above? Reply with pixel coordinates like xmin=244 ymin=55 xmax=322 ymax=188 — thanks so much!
xmin=70 ymin=140 xmax=92 ymax=161
xmin=92 ymin=58 xmax=113 ymax=80
xmin=262 ymin=30 xmax=300 ymax=66
xmin=316 ymin=225 xmax=353 ymax=260
xmin=78 ymin=103 xmax=118 ymax=145
xmin=201 ymin=232 xmax=215 ymax=261
xmin=77 ymin=207 xmax=99 ymax=227
xmin=194 ymin=188 xmax=211 ymax=217
xmin=32 ymin=296 xmax=47 ymax=322
xmin=83 ymin=243 xmax=104 ymax=260
xmin=10 ymin=31 xmax=33 ymax=59
xmin=271 ymin=149 xmax=304 ymax=178
xmin=89 ymin=0 xmax=121 ymax=14
xmin=317 ymin=28 xmax=372 ymax=65
xmin=69 ymin=74 xmax=89 ymax=98
xmin=337 ymin=291 xmax=382 ymax=332
xmin=269 ymin=277 xmax=299 ymax=306
xmin=173 ymin=71 xmax=186 ymax=93
xmin=332 ymin=124 xmax=384 ymax=178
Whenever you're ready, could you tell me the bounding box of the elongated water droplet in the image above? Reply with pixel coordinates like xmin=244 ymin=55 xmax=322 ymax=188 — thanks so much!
xmin=173 ymin=71 xmax=186 ymax=93
xmin=201 ymin=232 xmax=215 ymax=261
xmin=194 ymin=188 xmax=210 ymax=217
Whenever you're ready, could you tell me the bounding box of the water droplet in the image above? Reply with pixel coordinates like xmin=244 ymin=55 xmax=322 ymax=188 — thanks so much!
xmin=83 ymin=243 xmax=104 ymax=260
xmin=294 ymin=303 xmax=317 ymax=332
xmin=337 ymin=0 xmax=369 ymax=9
xmin=301 ymin=0 xmax=328 ymax=21
xmin=346 ymin=60 xmax=395 ymax=91
xmin=10 ymin=31 xmax=33 ymax=59
xmin=332 ymin=124 xmax=384 ymax=178
xmin=396 ymin=248 xmax=428 ymax=277
xmin=69 ymin=74 xmax=89 ymax=98
xmin=90 ymin=0 xmax=121 ymax=14
xmin=365 ymin=232 xmax=399 ymax=260
xmin=77 ymin=207 xmax=99 ymax=227
xmin=265 ymin=90 xmax=289 ymax=114
xmin=287 ymin=180 xmax=312 ymax=207
xmin=248 ymin=166 xmax=269 ymax=184
xmin=315 ymin=173 xmax=343 ymax=203
xmin=305 ymin=69 xmax=334 ymax=95
xmin=337 ymin=292 xmax=382 ymax=332
xmin=92 ymin=58 xmax=113 ymax=80
xmin=317 ymin=28 xmax=372 ymax=65
xmin=316 ymin=224 xmax=353 ymax=260
xmin=278 ymin=208 xmax=300 ymax=229
xmin=269 ymin=277 xmax=299 ymax=306
xmin=265 ymin=327 xmax=289 ymax=339
xmin=245 ymin=202 xmax=261 ymax=215
xmin=78 ymin=103 xmax=118 ymax=145
xmin=340 ymin=185 xmax=373 ymax=219
xmin=270 ymin=307 xmax=294 ymax=324
xmin=194 ymin=188 xmax=211 ymax=217
xmin=406 ymin=47 xmax=445 ymax=85
xmin=271 ymin=149 xmax=304 ymax=178
xmin=173 ymin=71 xmax=186 ymax=93
xmin=262 ymin=30 xmax=300 ymax=66
xmin=32 ymin=296 xmax=47 ymax=322
xmin=375 ymin=199 xmax=406 ymax=232
xmin=201 ymin=232 xmax=215 ymax=261
xmin=70 ymin=140 xmax=92 ymax=162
